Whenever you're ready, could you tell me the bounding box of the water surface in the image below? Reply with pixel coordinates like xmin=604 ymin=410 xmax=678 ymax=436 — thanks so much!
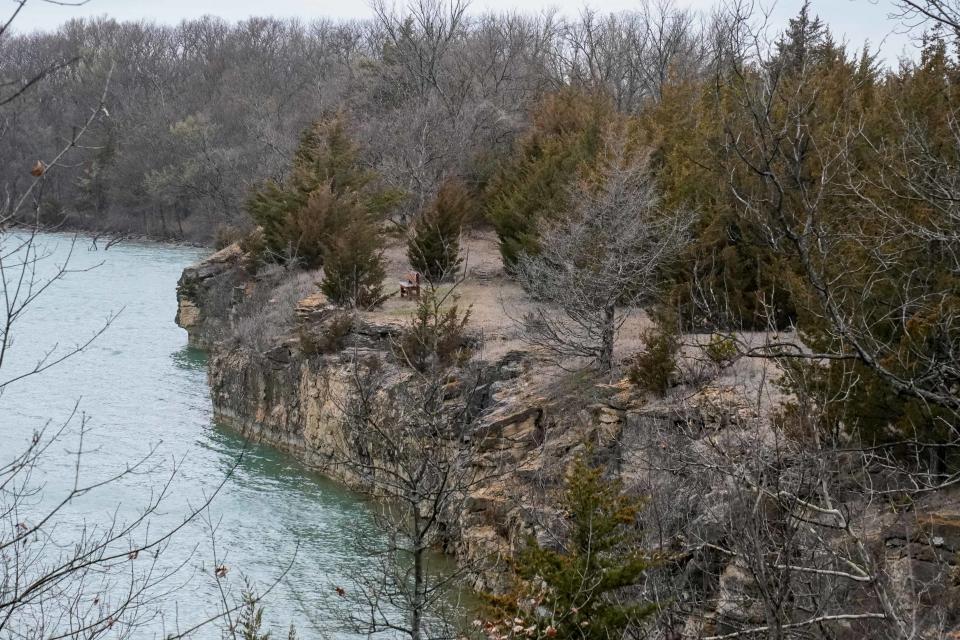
xmin=0 ymin=233 xmax=380 ymax=637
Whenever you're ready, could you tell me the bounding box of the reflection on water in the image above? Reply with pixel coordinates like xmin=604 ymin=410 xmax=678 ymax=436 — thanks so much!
xmin=0 ymin=233 xmax=424 ymax=638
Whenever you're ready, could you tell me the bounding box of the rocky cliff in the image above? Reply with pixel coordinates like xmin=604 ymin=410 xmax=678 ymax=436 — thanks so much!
xmin=176 ymin=245 xmax=960 ymax=639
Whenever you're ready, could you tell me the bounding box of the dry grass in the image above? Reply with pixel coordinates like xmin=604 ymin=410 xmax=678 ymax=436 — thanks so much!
xmin=365 ymin=230 xmax=534 ymax=359
xmin=232 ymin=265 xmax=319 ymax=350
xmin=291 ymin=230 xmax=793 ymax=395
xmin=369 ymin=230 xmax=658 ymax=361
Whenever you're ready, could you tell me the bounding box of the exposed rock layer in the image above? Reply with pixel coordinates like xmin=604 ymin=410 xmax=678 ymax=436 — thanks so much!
xmin=177 ymin=246 xmax=960 ymax=638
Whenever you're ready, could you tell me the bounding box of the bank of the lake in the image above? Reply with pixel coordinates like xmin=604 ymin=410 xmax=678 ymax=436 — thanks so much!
xmin=0 ymin=233 xmax=394 ymax=637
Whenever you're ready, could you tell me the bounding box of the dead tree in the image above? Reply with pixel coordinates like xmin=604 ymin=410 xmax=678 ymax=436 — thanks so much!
xmin=328 ymin=280 xmax=499 ymax=640
xmin=513 ymin=143 xmax=690 ymax=373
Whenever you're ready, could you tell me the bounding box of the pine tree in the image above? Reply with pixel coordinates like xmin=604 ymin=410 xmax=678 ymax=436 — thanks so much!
xmin=235 ymin=584 xmax=272 ymax=640
xmin=290 ymin=116 xmax=373 ymax=200
xmin=485 ymin=90 xmax=611 ymax=270
xmin=247 ymin=179 xmax=296 ymax=261
xmin=320 ymin=198 xmax=386 ymax=308
xmin=407 ymin=179 xmax=468 ymax=282
xmin=774 ymin=1 xmax=830 ymax=74
xmin=486 ymin=457 xmax=655 ymax=640
xmin=776 ymin=29 xmax=960 ymax=458
xmin=247 ymin=114 xmax=402 ymax=270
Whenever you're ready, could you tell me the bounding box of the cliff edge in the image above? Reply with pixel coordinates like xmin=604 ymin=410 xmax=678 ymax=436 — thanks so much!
xmin=176 ymin=239 xmax=960 ymax=638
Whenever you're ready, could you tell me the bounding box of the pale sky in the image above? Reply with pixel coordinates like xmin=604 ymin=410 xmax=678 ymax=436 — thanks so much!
xmin=9 ymin=0 xmax=920 ymax=63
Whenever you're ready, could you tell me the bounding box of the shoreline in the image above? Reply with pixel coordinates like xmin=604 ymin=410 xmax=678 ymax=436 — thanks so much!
xmin=7 ymin=223 xmax=213 ymax=251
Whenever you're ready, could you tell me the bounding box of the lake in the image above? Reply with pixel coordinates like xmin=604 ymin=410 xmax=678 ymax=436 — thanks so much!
xmin=0 ymin=233 xmax=392 ymax=638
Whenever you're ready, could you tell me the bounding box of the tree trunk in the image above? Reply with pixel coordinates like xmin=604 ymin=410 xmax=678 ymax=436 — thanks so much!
xmin=175 ymin=205 xmax=185 ymax=236
xmin=411 ymin=546 xmax=423 ymax=640
xmin=411 ymin=508 xmax=423 ymax=640
xmin=599 ymin=304 xmax=616 ymax=373
xmin=928 ymin=443 xmax=948 ymax=480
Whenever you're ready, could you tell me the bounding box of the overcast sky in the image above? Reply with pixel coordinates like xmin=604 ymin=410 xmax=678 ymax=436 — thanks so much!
xmin=10 ymin=0 xmax=919 ymax=63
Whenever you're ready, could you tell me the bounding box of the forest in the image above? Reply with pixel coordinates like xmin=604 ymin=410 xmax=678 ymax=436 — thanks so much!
xmin=0 ymin=0 xmax=721 ymax=243
xmin=6 ymin=0 xmax=960 ymax=638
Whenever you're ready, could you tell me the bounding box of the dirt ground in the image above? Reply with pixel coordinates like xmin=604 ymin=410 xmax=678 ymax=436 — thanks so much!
xmin=350 ymin=230 xmax=789 ymax=410
xmin=366 ymin=230 xmax=534 ymax=358
xmin=367 ymin=230 xmax=660 ymax=358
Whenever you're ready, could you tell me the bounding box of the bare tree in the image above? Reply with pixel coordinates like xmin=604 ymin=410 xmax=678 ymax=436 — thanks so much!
xmin=890 ymin=0 xmax=960 ymax=33
xmin=324 ymin=281 xmax=497 ymax=640
xmin=0 ymin=413 xmax=269 ymax=639
xmin=636 ymin=382 xmax=924 ymax=639
xmin=0 ymin=4 xmax=284 ymax=637
xmin=513 ymin=144 xmax=690 ymax=373
xmin=564 ymin=0 xmax=707 ymax=112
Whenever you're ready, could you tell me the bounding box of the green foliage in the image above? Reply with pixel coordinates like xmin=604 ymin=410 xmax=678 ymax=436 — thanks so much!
xmin=486 ymin=457 xmax=655 ymax=640
xmin=637 ymin=70 xmax=798 ymax=331
xmin=247 ymin=114 xmax=402 ymax=270
xmin=755 ymin=25 xmax=960 ymax=452
xmin=485 ymin=89 xmax=611 ymax=269
xmin=703 ymin=333 xmax=738 ymax=367
xmin=236 ymin=587 xmax=271 ymax=640
xmin=247 ymin=179 xmax=295 ymax=261
xmin=393 ymin=289 xmax=473 ymax=372
xmin=319 ymin=214 xmax=386 ymax=308
xmin=407 ymin=179 xmax=469 ymax=282
xmin=773 ymin=0 xmax=831 ymax=74
xmin=780 ymin=304 xmax=960 ymax=453
xmin=671 ymin=208 xmax=798 ymax=331
xmin=627 ymin=325 xmax=680 ymax=395
xmin=290 ymin=115 xmax=371 ymax=198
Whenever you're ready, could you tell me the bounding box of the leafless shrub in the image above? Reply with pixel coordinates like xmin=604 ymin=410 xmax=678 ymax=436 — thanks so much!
xmin=230 ymin=266 xmax=316 ymax=351
xmin=298 ymin=311 xmax=353 ymax=356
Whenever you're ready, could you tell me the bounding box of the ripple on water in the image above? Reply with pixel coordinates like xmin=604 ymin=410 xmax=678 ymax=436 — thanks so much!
xmin=0 ymin=233 xmax=384 ymax=638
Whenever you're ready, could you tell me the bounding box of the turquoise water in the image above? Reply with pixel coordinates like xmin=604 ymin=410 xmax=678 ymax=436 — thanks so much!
xmin=0 ymin=234 xmax=383 ymax=637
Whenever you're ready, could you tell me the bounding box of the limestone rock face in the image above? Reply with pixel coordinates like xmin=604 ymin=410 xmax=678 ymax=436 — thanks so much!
xmin=175 ymin=242 xmax=247 ymax=347
xmin=177 ymin=246 xmax=960 ymax=638
xmin=175 ymin=297 xmax=200 ymax=330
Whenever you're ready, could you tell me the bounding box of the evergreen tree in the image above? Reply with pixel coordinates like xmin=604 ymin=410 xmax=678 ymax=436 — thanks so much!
xmin=320 ymin=198 xmax=386 ymax=308
xmin=290 ymin=116 xmax=375 ymax=200
xmin=485 ymin=457 xmax=655 ymax=640
xmin=773 ymin=0 xmax=830 ymax=74
xmin=247 ymin=114 xmax=402 ymax=270
xmin=407 ymin=178 xmax=468 ymax=282
xmin=392 ymin=288 xmax=472 ymax=372
xmin=247 ymin=179 xmax=297 ymax=262
xmin=638 ymin=4 xmax=854 ymax=332
xmin=777 ymin=29 xmax=960 ymax=459
xmin=485 ymin=90 xmax=611 ymax=270
xmin=628 ymin=76 xmax=794 ymax=331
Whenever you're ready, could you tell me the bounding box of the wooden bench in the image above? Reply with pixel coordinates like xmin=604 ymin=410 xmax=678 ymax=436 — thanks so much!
xmin=399 ymin=271 xmax=421 ymax=298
